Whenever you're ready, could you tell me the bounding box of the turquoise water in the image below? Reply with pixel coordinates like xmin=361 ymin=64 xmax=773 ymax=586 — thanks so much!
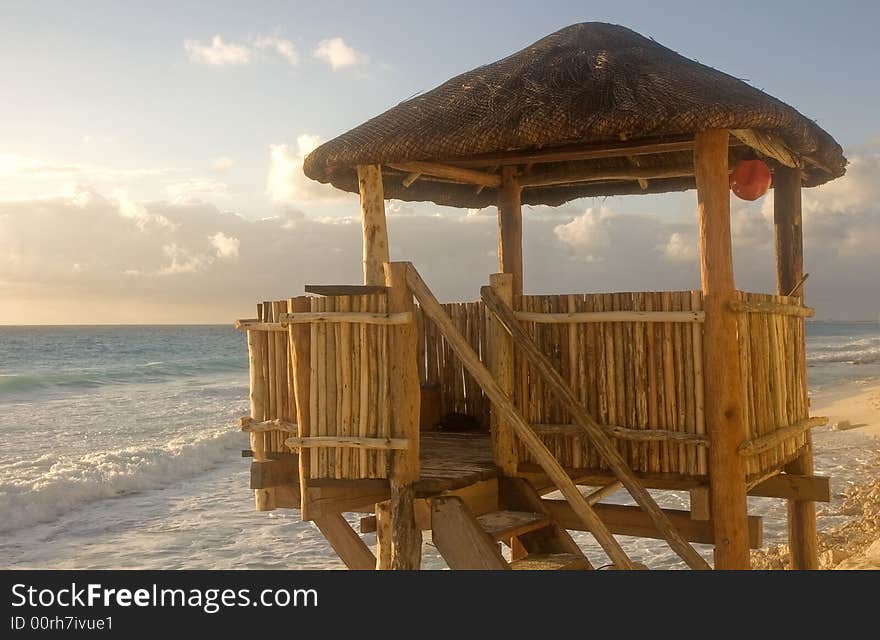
xmin=0 ymin=321 xmax=877 ymax=568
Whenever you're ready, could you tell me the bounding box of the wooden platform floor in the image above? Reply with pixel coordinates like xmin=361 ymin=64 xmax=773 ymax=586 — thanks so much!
xmin=414 ymin=432 xmax=496 ymax=495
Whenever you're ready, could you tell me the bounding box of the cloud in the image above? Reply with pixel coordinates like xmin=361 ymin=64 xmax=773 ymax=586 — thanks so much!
xmin=662 ymin=232 xmax=698 ymax=262
xmin=164 ymin=179 xmax=229 ymax=203
xmin=211 ymin=156 xmax=235 ymax=173
xmin=267 ymin=134 xmax=352 ymax=205
xmin=313 ymin=37 xmax=364 ymax=69
xmin=2 ymin=143 xmax=880 ymax=323
xmin=184 ymin=35 xmax=253 ymax=66
xmin=209 ymin=231 xmax=240 ymax=259
xmin=254 ymin=36 xmax=298 ymax=66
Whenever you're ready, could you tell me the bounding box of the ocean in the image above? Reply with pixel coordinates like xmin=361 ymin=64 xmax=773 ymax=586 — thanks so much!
xmin=1 ymin=322 xmax=878 ymax=569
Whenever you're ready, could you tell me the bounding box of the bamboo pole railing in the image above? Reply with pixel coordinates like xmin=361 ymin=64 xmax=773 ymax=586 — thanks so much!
xmin=480 ymin=283 xmax=711 ymax=570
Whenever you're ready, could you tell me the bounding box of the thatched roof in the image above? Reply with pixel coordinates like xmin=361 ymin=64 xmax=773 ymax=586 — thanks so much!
xmin=304 ymin=22 xmax=846 ymax=208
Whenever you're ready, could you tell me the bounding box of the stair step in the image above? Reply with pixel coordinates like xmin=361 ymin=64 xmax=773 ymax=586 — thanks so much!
xmin=475 ymin=510 xmax=551 ymax=541
xmin=510 ymin=553 xmax=590 ymax=571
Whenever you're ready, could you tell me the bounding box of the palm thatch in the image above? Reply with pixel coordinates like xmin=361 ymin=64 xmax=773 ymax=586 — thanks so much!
xmin=304 ymin=22 xmax=846 ymax=208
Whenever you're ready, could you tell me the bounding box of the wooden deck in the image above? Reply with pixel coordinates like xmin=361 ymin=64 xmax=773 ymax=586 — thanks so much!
xmin=415 ymin=432 xmax=496 ymax=495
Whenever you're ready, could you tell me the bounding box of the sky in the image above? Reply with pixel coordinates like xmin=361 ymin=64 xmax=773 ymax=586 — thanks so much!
xmin=0 ymin=0 xmax=878 ymax=323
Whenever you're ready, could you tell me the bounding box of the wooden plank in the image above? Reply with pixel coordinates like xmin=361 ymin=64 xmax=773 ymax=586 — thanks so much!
xmin=314 ymin=513 xmax=377 ymax=571
xmin=694 ymin=129 xmax=750 ymax=569
xmin=475 ymin=510 xmax=551 ymax=541
xmin=738 ymin=417 xmax=827 ymax=456
xmin=305 ymin=284 xmax=388 ymax=296
xmin=387 ymin=161 xmax=501 ymax=188
xmin=543 ymin=500 xmax=763 ymax=549
xmin=285 ymin=436 xmax=410 ymax=450
xmin=431 ymin=497 xmax=509 ymax=570
xmin=481 ymin=284 xmax=711 ymax=570
xmin=406 ymin=264 xmax=637 ymax=569
xmin=729 ymin=300 xmax=814 ymax=318
xmin=357 ymin=165 xmax=390 ymax=286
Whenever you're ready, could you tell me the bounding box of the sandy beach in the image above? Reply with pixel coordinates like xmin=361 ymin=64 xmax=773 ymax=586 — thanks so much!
xmin=752 ymin=380 xmax=880 ymax=569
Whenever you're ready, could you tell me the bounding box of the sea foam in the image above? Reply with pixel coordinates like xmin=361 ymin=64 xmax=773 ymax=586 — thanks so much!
xmin=0 ymin=427 xmax=245 ymax=534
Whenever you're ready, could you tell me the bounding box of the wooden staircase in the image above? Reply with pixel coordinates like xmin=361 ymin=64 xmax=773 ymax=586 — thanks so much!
xmin=431 ymin=478 xmax=593 ymax=570
xmin=405 ymin=262 xmax=712 ymax=570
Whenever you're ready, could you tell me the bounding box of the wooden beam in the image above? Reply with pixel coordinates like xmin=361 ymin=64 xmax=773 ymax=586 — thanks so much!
xmin=447 ymin=138 xmax=697 ymax=168
xmin=385 ymin=262 xmax=422 ymax=570
xmin=402 ymin=172 xmax=421 ymax=188
xmin=488 ymin=273 xmax=518 ymax=475
xmin=250 ymin=454 xmax=298 ymax=489
xmin=533 ymin=423 xmax=709 ymax=446
xmin=543 ymin=500 xmax=763 ymax=549
xmin=305 ymin=284 xmax=388 ymax=296
xmin=405 ymin=263 xmax=636 ymax=569
xmin=278 ymin=311 xmax=412 ymax=326
xmin=514 ymin=310 xmax=705 ymax=324
xmin=357 ymin=164 xmax=390 ymax=286
xmin=728 ymin=300 xmax=814 ymax=318
xmin=586 ymin=481 xmax=623 ymax=506
xmin=694 ymin=129 xmax=751 ymax=569
xmin=285 ymin=436 xmax=410 ymax=450
xmin=240 ymin=418 xmax=297 ymax=433
xmin=749 ymin=473 xmax=831 ymax=502
xmin=517 ymin=462 xmax=707 ymax=491
xmin=730 ymin=129 xmax=799 ymax=169
xmin=481 ymin=284 xmax=711 ymax=570
xmin=775 ymin=165 xmax=819 ymax=570
xmin=314 ymin=513 xmax=377 ymax=571
xmin=518 ymin=164 xmax=695 ymax=188
xmin=689 ymin=488 xmax=711 ymax=521
xmin=738 ymin=417 xmax=827 ymax=457
xmin=497 ymin=167 xmax=523 ymax=296
xmin=305 ymin=479 xmax=391 ymax=519
xmin=387 ymin=161 xmax=501 ymax=188
xmin=431 ymin=497 xmax=509 ymax=570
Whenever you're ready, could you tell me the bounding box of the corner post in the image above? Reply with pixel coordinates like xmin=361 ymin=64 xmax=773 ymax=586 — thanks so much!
xmin=497 ymin=166 xmax=523 ymax=296
xmin=775 ymin=165 xmax=818 ymax=569
xmin=488 ymin=273 xmax=518 ymax=475
xmin=693 ymin=130 xmax=750 ymax=569
xmin=358 ymin=165 xmax=390 ymax=286
xmin=384 ymin=262 xmax=422 ymax=569
xmin=288 ymin=295 xmax=312 ymax=517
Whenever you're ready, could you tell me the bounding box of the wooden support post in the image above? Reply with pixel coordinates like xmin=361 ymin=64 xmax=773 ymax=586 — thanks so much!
xmin=489 ymin=273 xmax=518 ymax=475
xmin=248 ymin=320 xmax=276 ymax=511
xmin=497 ymin=166 xmax=523 ymax=296
xmin=288 ymin=296 xmax=311 ymax=516
xmin=384 ymin=262 xmax=421 ymax=569
xmin=357 ymin=165 xmax=390 ymax=286
xmin=374 ymin=500 xmax=392 ymax=570
xmin=314 ymin=513 xmax=377 ymax=570
xmin=775 ymin=165 xmax=819 ymax=570
xmin=694 ymin=130 xmax=751 ymax=569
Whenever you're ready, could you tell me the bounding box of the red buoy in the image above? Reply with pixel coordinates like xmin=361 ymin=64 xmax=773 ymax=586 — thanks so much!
xmin=729 ymin=159 xmax=772 ymax=201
